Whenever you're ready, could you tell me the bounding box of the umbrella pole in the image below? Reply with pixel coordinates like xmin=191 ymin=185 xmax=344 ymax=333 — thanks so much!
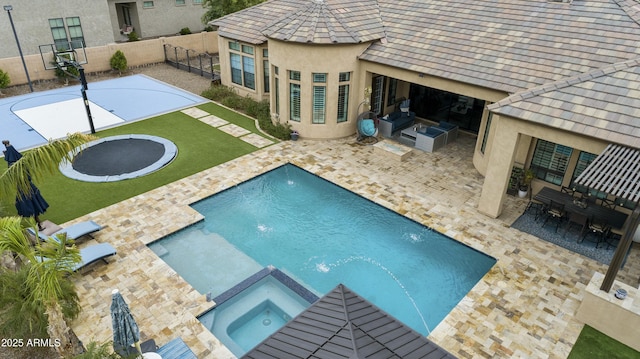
xmin=135 ymin=341 xmax=142 ymax=357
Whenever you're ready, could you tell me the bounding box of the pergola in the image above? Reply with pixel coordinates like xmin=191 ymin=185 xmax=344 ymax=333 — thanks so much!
xmin=575 ymin=144 xmax=640 ymax=292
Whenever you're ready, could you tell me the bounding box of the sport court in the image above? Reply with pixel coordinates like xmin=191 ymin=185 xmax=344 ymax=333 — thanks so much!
xmin=0 ymin=74 xmax=208 ymax=151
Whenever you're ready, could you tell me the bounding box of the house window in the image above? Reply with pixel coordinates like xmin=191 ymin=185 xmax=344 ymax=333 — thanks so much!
xmin=387 ymin=78 xmax=398 ymax=106
xmin=49 ymin=18 xmax=69 ymax=50
xmin=242 ymin=56 xmax=255 ymax=90
xmin=229 ymin=42 xmax=255 ymax=90
xmin=530 ymin=139 xmax=573 ymax=185
xmin=312 ymin=87 xmax=326 ymax=124
xmin=175 ymin=0 xmax=186 ymax=5
xmin=230 ymin=53 xmax=242 ymax=85
xmin=143 ymin=1 xmax=154 ymax=8
xmin=371 ymin=76 xmax=385 ymax=116
xmin=49 ymin=17 xmax=85 ymax=51
xmin=263 ymin=60 xmax=270 ymax=93
xmin=262 ymin=49 xmax=269 ymax=93
xmin=66 ymin=17 xmax=84 ymax=49
xmin=311 ymin=73 xmax=327 ymax=124
xmin=193 ymin=0 xmax=202 ymax=3
xmin=274 ymin=66 xmax=279 ymax=115
xmin=290 ymin=84 xmax=301 ymax=121
xmin=481 ymin=112 xmax=492 ymax=154
xmin=337 ymin=72 xmax=350 ymax=123
xmin=242 ymin=45 xmax=254 ymax=55
xmin=289 ymin=70 xmax=301 ymax=122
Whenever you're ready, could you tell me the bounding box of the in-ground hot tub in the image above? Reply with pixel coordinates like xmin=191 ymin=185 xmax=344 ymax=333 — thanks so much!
xmin=198 ymin=266 xmax=318 ymax=357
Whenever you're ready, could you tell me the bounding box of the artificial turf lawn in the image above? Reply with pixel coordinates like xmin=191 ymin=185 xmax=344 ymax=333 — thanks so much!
xmin=0 ymin=102 xmax=275 ymax=224
xmin=568 ymin=325 xmax=640 ymax=359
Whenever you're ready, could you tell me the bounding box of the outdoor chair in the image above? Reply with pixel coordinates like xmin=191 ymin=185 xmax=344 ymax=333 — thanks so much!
xmin=580 ymin=216 xmax=610 ymax=246
xmin=524 ymin=199 xmax=546 ymax=221
xmin=564 ymin=211 xmax=589 ymax=239
xmin=598 ymin=198 xmax=616 ymax=209
xmin=36 ymin=242 xmax=116 ymax=272
xmin=542 ymin=200 xmax=565 ymax=232
xmin=560 ymin=186 xmax=575 ymax=197
xmin=28 ymin=220 xmax=102 ymax=242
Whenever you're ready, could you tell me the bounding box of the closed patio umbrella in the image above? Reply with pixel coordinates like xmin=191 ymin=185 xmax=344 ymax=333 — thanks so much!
xmin=2 ymin=140 xmax=22 ymax=167
xmin=15 ymin=179 xmax=49 ymax=227
xmin=110 ymin=289 xmax=142 ymax=356
xmin=4 ymin=141 xmax=49 ymax=229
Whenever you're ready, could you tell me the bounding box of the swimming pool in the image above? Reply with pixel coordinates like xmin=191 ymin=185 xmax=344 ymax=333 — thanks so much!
xmin=150 ymin=164 xmax=495 ymax=337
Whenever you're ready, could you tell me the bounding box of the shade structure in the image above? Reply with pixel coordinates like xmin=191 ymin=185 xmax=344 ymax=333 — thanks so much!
xmin=110 ymin=289 xmax=141 ymax=356
xmin=2 ymin=143 xmax=22 ymax=167
xmin=15 ymin=180 xmax=49 ymax=218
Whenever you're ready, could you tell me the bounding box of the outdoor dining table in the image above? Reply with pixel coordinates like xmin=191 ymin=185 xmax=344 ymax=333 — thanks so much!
xmin=534 ymin=187 xmax=628 ymax=233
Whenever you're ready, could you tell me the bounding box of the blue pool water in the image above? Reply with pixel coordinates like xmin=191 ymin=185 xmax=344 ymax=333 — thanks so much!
xmin=150 ymin=164 xmax=495 ymax=336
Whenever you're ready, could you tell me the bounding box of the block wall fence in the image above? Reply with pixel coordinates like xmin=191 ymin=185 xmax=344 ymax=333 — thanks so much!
xmin=0 ymin=32 xmax=219 ymax=86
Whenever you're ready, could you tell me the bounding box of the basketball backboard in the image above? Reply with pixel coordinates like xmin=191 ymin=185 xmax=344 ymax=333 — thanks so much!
xmin=39 ymin=41 xmax=87 ymax=70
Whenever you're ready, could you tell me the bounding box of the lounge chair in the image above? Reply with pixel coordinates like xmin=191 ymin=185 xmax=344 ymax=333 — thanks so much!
xmin=73 ymin=243 xmax=117 ymax=271
xmin=36 ymin=242 xmax=117 ymax=272
xmin=29 ymin=220 xmax=102 ymax=242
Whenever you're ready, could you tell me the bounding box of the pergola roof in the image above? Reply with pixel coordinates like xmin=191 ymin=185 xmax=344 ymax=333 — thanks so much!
xmin=243 ymin=284 xmax=456 ymax=359
xmin=575 ymin=144 xmax=640 ymax=203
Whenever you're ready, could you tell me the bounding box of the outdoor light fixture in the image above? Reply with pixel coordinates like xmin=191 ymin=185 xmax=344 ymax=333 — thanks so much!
xmin=4 ymin=4 xmax=33 ymax=92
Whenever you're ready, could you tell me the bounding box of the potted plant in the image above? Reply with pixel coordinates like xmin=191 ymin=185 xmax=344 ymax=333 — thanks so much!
xmin=518 ymin=169 xmax=535 ymax=198
xmin=290 ymin=130 xmax=299 ymax=141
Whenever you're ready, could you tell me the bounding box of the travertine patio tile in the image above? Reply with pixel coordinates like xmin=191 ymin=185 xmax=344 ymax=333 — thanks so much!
xmin=181 ymin=107 xmax=210 ymax=119
xmin=218 ymin=123 xmax=251 ymax=137
xmin=199 ymin=114 xmax=228 ymax=127
xmin=68 ymin=134 xmax=640 ymax=359
xmin=239 ymin=133 xmax=274 ymax=148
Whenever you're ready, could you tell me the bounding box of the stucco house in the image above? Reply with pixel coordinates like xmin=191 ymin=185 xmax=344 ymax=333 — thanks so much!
xmin=210 ymin=0 xmax=640 ymax=219
xmin=0 ymin=0 xmax=206 ymax=58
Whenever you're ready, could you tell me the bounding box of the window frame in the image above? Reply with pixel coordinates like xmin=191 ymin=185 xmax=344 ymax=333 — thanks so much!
xmin=289 ymin=70 xmax=301 ymax=122
xmin=530 ymin=139 xmax=573 ymax=186
xmin=337 ymin=72 xmax=351 ymax=123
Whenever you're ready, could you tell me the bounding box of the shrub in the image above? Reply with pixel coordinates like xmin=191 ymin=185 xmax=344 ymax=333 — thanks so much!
xmin=200 ymin=84 xmax=291 ymax=140
xmin=127 ymin=31 xmax=140 ymax=42
xmin=0 ymin=69 xmax=10 ymax=89
xmin=180 ymin=27 xmax=192 ymax=35
xmin=203 ymin=25 xmax=214 ymax=32
xmin=109 ymin=50 xmax=128 ymax=74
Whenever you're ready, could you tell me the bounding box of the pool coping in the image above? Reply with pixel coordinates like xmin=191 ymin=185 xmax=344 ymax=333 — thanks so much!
xmin=204 ymin=265 xmax=319 ymax=313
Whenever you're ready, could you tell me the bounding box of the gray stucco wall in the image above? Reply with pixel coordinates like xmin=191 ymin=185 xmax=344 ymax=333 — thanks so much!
xmin=0 ymin=0 xmax=205 ymax=58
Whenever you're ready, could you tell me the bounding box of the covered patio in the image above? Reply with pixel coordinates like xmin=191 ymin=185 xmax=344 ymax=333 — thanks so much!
xmin=573 ymin=143 xmax=640 ymax=351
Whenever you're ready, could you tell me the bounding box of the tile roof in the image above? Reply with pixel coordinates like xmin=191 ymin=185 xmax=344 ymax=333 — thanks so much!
xmin=488 ymin=57 xmax=640 ymax=148
xmin=212 ymin=0 xmax=386 ymax=44
xmin=212 ymin=0 xmax=640 ymax=93
xmin=243 ymin=284 xmax=457 ymax=359
xmin=262 ymin=0 xmax=386 ymax=44
xmin=361 ymin=0 xmax=640 ymax=94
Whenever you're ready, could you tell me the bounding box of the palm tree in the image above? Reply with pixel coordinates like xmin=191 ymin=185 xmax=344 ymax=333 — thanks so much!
xmin=0 ymin=217 xmax=82 ymax=357
xmin=0 ymin=132 xmax=94 ymax=200
xmin=0 ymin=133 xmax=94 ymax=357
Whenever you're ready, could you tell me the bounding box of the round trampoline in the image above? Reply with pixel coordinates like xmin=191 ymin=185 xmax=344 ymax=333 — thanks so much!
xmin=59 ymin=134 xmax=177 ymax=182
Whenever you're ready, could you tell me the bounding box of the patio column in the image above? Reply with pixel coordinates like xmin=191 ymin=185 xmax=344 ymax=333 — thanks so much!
xmin=478 ymin=118 xmax=520 ymax=218
xmin=601 ymin=206 xmax=640 ymax=292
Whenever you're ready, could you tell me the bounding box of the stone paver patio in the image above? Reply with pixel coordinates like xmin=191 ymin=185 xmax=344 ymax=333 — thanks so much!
xmin=68 ymin=130 xmax=640 ymax=358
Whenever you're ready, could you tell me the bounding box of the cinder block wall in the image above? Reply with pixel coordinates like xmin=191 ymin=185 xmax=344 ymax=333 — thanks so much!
xmin=0 ymin=32 xmax=218 ymax=86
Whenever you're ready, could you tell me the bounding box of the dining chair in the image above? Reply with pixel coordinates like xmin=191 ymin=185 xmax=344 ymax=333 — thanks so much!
xmin=580 ymin=216 xmax=610 ymax=245
xmin=598 ymin=198 xmax=616 ymax=209
xmin=524 ymin=198 xmax=546 ymax=221
xmin=542 ymin=200 xmax=565 ymax=232
xmin=564 ymin=211 xmax=589 ymax=239
xmin=560 ymin=186 xmax=575 ymax=197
